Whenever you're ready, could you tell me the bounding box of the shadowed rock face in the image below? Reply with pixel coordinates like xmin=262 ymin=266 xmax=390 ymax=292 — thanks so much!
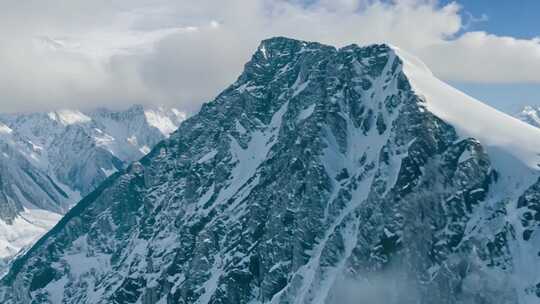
xmin=1 ymin=37 xmax=539 ymax=304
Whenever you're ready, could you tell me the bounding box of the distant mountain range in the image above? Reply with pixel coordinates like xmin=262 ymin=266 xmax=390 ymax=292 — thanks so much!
xmin=0 ymin=105 xmax=185 ymax=269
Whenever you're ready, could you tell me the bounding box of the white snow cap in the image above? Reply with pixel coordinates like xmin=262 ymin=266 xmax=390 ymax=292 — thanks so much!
xmin=392 ymin=45 xmax=540 ymax=171
xmin=0 ymin=122 xmax=13 ymax=134
xmin=48 ymin=109 xmax=92 ymax=125
xmin=144 ymin=107 xmax=186 ymax=136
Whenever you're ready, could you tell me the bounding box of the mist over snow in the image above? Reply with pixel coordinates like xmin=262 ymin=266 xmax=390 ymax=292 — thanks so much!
xmin=326 ymin=263 xmax=420 ymax=304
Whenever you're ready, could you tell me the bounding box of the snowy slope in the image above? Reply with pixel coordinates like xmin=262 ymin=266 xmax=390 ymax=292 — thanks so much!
xmin=0 ymin=127 xmax=76 ymax=266
xmin=2 ymin=105 xmax=186 ymax=175
xmin=395 ymin=47 xmax=540 ymax=170
xmin=88 ymin=105 xmax=186 ymax=161
xmin=0 ymin=105 xmax=185 ymax=272
xmin=0 ymin=209 xmax=61 ymax=269
xmin=395 ymin=46 xmax=540 ymax=304
xmin=1 ymin=38 xmax=540 ymax=304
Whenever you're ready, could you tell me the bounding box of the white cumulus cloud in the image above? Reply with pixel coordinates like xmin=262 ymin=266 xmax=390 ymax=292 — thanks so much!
xmin=0 ymin=0 xmax=538 ymax=113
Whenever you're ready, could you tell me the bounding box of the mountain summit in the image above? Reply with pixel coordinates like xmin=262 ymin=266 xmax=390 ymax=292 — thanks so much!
xmin=1 ymin=37 xmax=540 ymax=303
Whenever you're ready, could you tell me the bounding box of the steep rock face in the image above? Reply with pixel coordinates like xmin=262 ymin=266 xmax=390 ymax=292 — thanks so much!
xmin=0 ymin=106 xmax=184 ymax=268
xmin=1 ymin=37 xmax=540 ymax=304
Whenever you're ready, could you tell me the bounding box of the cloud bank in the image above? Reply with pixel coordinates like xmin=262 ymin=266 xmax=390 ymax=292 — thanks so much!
xmin=0 ymin=0 xmax=539 ymax=113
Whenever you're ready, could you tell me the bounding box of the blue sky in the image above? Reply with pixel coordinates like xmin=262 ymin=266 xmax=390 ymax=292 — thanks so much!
xmin=451 ymin=82 xmax=540 ymax=113
xmin=442 ymin=0 xmax=539 ymax=39
xmin=439 ymin=0 xmax=540 ymax=112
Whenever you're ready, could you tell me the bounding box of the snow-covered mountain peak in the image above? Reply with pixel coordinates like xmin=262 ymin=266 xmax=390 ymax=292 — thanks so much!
xmin=87 ymin=104 xmax=186 ymax=137
xmin=394 ymin=46 xmax=540 ymax=173
xmin=0 ymin=122 xmax=12 ymax=135
xmin=256 ymin=36 xmax=336 ymax=58
xmin=2 ymin=104 xmax=187 ymax=162
xmin=2 ymin=37 xmax=540 ymax=303
xmin=47 ymin=109 xmax=92 ymax=126
xmin=389 ymin=45 xmax=433 ymax=76
xmin=87 ymin=104 xmax=186 ymax=159
xmin=143 ymin=106 xmax=186 ymax=136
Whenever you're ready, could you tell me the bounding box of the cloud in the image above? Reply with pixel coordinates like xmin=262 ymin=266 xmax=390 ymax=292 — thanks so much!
xmin=419 ymin=32 xmax=540 ymax=83
xmin=0 ymin=0 xmax=539 ymax=113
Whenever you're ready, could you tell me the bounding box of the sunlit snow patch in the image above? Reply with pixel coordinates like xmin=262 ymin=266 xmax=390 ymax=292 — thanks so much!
xmin=0 ymin=209 xmax=62 ymax=259
xmin=144 ymin=107 xmax=186 ymax=136
xmin=0 ymin=123 xmax=13 ymax=134
xmin=48 ymin=109 xmax=92 ymax=125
